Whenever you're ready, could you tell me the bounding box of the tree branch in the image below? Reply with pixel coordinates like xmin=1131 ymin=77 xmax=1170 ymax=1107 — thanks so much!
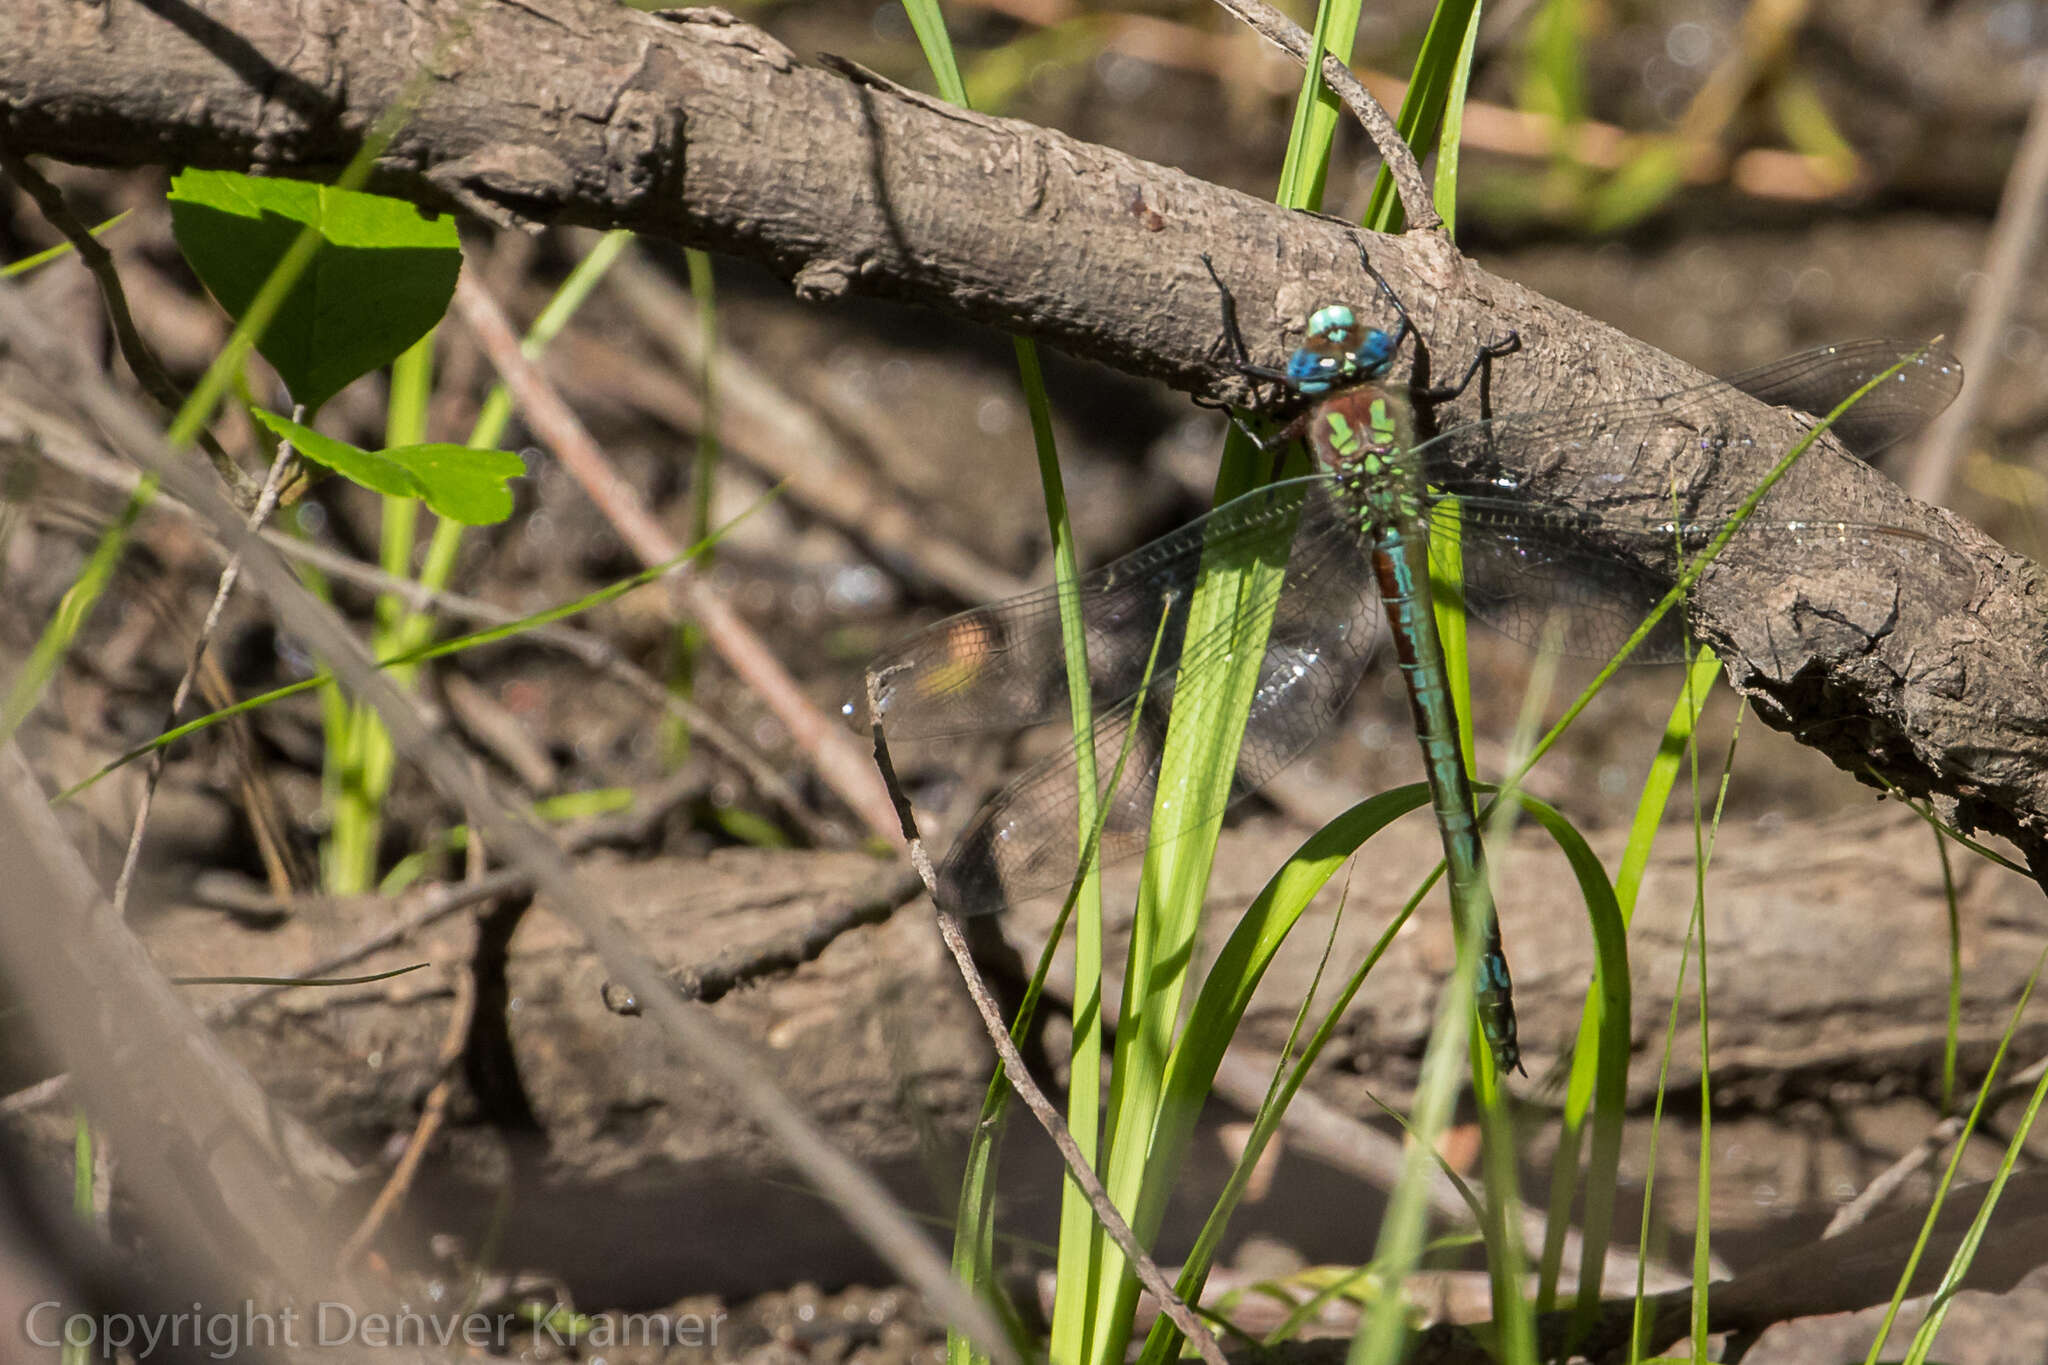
xmin=3 ymin=0 xmax=2043 ymax=866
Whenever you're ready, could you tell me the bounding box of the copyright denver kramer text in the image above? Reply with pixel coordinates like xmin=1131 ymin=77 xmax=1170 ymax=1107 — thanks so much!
xmin=25 ymin=1300 xmax=725 ymax=1357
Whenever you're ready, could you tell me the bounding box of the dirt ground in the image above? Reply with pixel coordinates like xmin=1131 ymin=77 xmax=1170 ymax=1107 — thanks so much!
xmin=4 ymin=0 xmax=2047 ymax=1359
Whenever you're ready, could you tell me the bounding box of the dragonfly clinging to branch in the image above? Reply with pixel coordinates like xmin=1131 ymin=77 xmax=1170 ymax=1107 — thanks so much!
xmin=865 ymin=242 xmax=1967 ymax=1075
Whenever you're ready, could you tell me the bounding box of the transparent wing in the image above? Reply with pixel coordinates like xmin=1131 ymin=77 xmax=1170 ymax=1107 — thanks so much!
xmin=1432 ymin=497 xmax=1694 ymax=662
xmin=877 ymin=337 xmax=1972 ymax=916
xmin=914 ymin=480 xmax=1383 ymax=913
xmin=1721 ymin=339 xmax=1963 ymax=462
xmin=869 ymin=476 xmax=1342 ymax=737
xmin=1433 ymin=495 xmax=1978 ymax=665
xmin=1416 ymin=340 xmax=1963 ymax=500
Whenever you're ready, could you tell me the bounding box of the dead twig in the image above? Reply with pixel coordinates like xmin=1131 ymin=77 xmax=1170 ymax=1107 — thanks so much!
xmin=668 ymin=864 xmax=925 ymax=1005
xmin=1824 ymin=1052 xmax=2048 ymax=1238
xmin=0 ymin=143 xmax=260 ymax=506
xmin=8 ymin=379 xmax=841 ymax=845
xmin=110 ymin=434 xmax=296 ymax=915
xmin=601 ymin=245 xmax=1033 ymax=605
xmin=450 ymin=271 xmax=902 ymax=842
xmin=0 ymin=771 xmax=709 ymax=1120
xmin=0 ymin=740 xmax=356 ymax=1283
xmin=336 ymin=944 xmax=478 ymax=1268
xmin=864 ymin=673 xmax=1227 ymax=1365
xmin=959 ymin=0 xmax=1859 ymax=209
xmin=1205 ymin=0 xmax=1441 ymax=231
xmin=1905 ymin=74 xmax=2048 ymax=505
xmin=2 ymin=278 xmax=1014 ymax=1362
xmin=265 ymin=532 xmax=838 ymax=845
xmin=934 ymin=900 xmax=1227 ymax=1365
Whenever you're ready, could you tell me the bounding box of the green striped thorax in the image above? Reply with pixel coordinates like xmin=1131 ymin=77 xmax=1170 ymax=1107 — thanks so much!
xmin=1282 ymin=304 xmax=1426 ymax=528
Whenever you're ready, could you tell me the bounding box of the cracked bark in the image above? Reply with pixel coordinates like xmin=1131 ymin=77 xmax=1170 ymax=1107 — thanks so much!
xmin=2 ymin=0 xmax=2044 ymax=869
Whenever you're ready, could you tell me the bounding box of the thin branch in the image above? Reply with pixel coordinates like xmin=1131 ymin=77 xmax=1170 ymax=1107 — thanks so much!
xmin=8 ymin=784 xmax=915 ymax=1118
xmin=0 ymin=142 xmax=261 ymax=507
xmin=600 ymin=244 xmax=1034 ymax=605
xmin=111 ymin=435 xmax=296 ymax=914
xmin=449 ymin=271 xmax=903 ymax=842
xmin=1905 ymin=74 xmax=2048 ymax=505
xmin=0 ymin=0 xmax=1992 ymax=864
xmin=337 ymin=942 xmax=477 ymax=1267
xmin=865 ymin=675 xmax=1226 ymax=1365
xmin=0 ymin=772 xmax=706 ymax=1120
xmin=0 ymin=278 xmax=1018 ymax=1365
xmin=1205 ymin=0 xmax=1441 ymax=231
xmin=665 ymin=864 xmax=925 ymax=1005
xmin=9 ymin=394 xmax=840 ymax=845
xmin=931 ymin=908 xmax=1229 ymax=1365
xmin=1823 ymin=1051 xmax=2048 ymax=1238
xmin=279 ymin=540 xmax=841 ymax=844
xmin=0 ymin=739 xmax=353 ymax=1286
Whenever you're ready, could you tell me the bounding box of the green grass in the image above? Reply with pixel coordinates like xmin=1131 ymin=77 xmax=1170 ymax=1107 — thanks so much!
xmin=9 ymin=5 xmax=2036 ymax=1360
xmin=0 ymin=109 xmax=429 ymax=750
xmin=55 ymin=503 xmax=769 ymax=804
xmin=894 ymin=1 xmax=1633 ymax=1360
xmin=888 ymin=7 xmax=1126 ymax=1361
xmin=877 ymin=8 xmax=2022 ymax=1354
xmin=897 ymin=2 xmax=1559 ymax=1362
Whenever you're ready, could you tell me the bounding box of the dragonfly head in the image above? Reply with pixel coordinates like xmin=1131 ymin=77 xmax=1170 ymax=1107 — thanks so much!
xmin=1284 ymin=304 xmax=1400 ymax=395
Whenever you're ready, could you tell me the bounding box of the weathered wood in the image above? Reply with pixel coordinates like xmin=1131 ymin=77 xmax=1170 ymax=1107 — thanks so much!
xmin=3 ymin=0 xmax=2042 ymax=864
xmin=144 ymin=812 xmax=2046 ymax=1164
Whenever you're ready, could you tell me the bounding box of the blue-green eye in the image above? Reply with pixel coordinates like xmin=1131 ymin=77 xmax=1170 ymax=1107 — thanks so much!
xmin=1306 ymin=304 xmax=1356 ymax=341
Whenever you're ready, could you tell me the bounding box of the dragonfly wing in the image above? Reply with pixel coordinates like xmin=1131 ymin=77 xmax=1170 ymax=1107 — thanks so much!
xmin=1722 ymin=339 xmax=1963 ymax=462
xmin=1436 ymin=498 xmax=1696 ymax=663
xmin=936 ymin=484 xmax=1382 ymax=913
xmin=935 ymin=692 xmax=1169 ymax=914
xmin=1416 ymin=340 xmax=1964 ymax=501
xmin=866 ymin=476 xmax=1330 ymax=739
xmin=1695 ymin=517 xmax=1979 ymax=658
xmin=1433 ymin=495 xmax=1977 ymax=666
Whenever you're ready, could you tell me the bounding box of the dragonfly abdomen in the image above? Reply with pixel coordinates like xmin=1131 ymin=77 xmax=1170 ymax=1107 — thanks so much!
xmin=1369 ymin=528 xmax=1522 ymax=1074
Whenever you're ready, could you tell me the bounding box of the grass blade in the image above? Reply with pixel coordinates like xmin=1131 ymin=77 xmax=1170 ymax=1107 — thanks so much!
xmin=1362 ymin=0 xmax=1481 ymax=234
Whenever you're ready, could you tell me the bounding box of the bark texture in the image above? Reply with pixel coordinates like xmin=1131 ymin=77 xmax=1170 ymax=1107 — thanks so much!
xmin=130 ymin=815 xmax=2048 ymax=1298
xmin=1 ymin=0 xmax=2044 ymax=865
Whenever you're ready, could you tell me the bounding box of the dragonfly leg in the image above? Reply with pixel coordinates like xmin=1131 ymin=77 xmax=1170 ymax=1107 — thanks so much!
xmin=1349 ymin=236 xmax=1415 ymax=362
xmin=1346 ymin=236 xmax=1524 ymax=415
xmin=1198 ymin=253 xmax=1303 ymax=410
xmin=1199 ymin=252 xmax=1255 ymax=371
xmin=1415 ymin=330 xmax=1522 ymax=412
xmin=1191 ymin=399 xmax=1290 ymax=453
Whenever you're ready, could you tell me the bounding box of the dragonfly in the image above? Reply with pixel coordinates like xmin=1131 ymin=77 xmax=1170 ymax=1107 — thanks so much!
xmin=864 ymin=243 xmax=1967 ymax=1075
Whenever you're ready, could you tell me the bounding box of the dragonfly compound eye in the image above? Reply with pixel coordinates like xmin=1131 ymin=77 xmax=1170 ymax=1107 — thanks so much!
xmin=1285 ymin=347 xmax=1338 ymax=391
xmin=1355 ymin=328 xmax=1398 ymax=375
xmin=1306 ymin=304 xmax=1356 ymax=342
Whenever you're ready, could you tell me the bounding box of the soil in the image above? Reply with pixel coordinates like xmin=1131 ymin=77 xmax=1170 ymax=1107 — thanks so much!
xmin=3 ymin=0 xmax=2046 ymax=1360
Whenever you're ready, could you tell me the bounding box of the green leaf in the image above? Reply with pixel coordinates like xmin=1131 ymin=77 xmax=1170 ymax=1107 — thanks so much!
xmin=251 ymin=410 xmax=524 ymax=524
xmin=167 ymin=170 xmax=460 ymax=412
xmin=375 ymin=442 xmax=526 ymax=524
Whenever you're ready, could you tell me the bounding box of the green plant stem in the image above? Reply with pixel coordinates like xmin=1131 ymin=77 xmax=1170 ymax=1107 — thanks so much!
xmin=667 ymin=247 xmax=721 ymax=763
xmin=322 ymin=232 xmax=632 ymax=892
xmin=1866 ymin=938 xmax=2048 ymax=1364
xmin=325 ymin=336 xmax=436 ymax=895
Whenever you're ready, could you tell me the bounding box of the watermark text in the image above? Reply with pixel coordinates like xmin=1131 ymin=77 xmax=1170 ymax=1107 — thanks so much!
xmin=24 ymin=1299 xmax=724 ymax=1358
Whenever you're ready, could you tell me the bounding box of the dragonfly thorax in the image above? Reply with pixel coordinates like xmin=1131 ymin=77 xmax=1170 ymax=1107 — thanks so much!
xmin=1284 ymin=304 xmax=1399 ymax=395
xmin=1308 ymin=385 xmax=1427 ymax=524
